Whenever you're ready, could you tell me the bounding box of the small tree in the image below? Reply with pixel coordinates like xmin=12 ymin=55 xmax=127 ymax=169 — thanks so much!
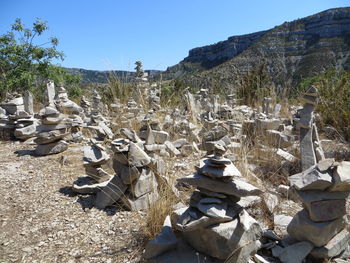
xmin=0 ymin=18 xmax=81 ymax=100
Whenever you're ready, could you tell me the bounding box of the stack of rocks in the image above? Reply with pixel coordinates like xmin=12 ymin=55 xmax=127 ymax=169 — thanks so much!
xmin=34 ymin=106 xmax=69 ymax=156
xmin=100 ymin=138 xmax=158 ymax=210
xmin=287 ymin=159 xmax=350 ymax=259
xmin=145 ymin=145 xmax=263 ymax=262
xmin=72 ymin=139 xmax=112 ymax=194
xmin=280 ymin=86 xmax=350 ymax=261
xmin=55 ymin=86 xmax=84 ymax=116
xmin=0 ymin=93 xmax=26 ymax=140
xmin=72 ymin=135 xmax=159 ymax=211
xmin=201 ymin=125 xmax=231 ymax=153
xmin=86 ymin=90 xmax=113 ymax=140
xmin=80 ymin=96 xmax=91 ymax=115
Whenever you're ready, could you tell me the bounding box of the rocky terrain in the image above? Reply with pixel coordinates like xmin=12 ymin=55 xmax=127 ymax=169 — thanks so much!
xmin=164 ymin=7 xmax=350 ymax=91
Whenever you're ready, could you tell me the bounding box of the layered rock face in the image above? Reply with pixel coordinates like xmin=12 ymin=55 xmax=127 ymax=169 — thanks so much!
xmin=165 ymin=7 xmax=350 ymax=89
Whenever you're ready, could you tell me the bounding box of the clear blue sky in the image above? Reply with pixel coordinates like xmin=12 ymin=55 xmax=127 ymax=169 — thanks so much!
xmin=1 ymin=0 xmax=349 ymax=71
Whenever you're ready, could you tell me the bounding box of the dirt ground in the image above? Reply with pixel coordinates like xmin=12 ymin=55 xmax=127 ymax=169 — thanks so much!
xmin=0 ymin=141 xmax=148 ymax=263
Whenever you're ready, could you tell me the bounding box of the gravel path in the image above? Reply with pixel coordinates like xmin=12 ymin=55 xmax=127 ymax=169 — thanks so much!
xmin=0 ymin=141 xmax=147 ymax=263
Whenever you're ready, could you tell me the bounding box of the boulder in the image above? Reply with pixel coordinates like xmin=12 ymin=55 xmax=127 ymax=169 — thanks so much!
xmin=289 ymin=168 xmax=333 ymax=191
xmin=34 ymin=129 xmax=68 ymax=144
xmin=272 ymin=241 xmax=314 ymax=263
xmin=310 ymin=229 xmax=350 ymax=259
xmin=95 ymin=175 xmax=127 ymax=209
xmin=287 ymin=209 xmax=347 ymax=247
xmin=14 ymin=124 xmax=37 ymax=139
xmin=35 ymin=140 xmax=68 ymax=156
xmin=120 ymin=190 xmax=158 ymax=211
xmin=128 ymin=142 xmax=151 ymax=167
xmin=182 ymin=210 xmax=261 ymax=260
xmin=83 ymin=145 xmax=110 ymax=166
xmin=304 ymin=199 xmax=346 ymax=222
xmin=143 ymin=216 xmax=177 ymax=259
xmin=129 ymin=169 xmax=158 ymax=198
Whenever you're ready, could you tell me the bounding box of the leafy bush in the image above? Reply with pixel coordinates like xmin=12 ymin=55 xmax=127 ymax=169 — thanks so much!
xmin=0 ymin=18 xmax=81 ymax=101
xmin=298 ymin=70 xmax=350 ymax=141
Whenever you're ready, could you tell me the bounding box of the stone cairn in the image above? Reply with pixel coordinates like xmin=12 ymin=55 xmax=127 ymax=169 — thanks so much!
xmin=285 ymin=87 xmax=350 ymax=260
xmin=0 ymin=92 xmax=36 ymax=140
xmin=73 ymin=136 xmax=159 ymax=211
xmin=144 ymin=144 xmax=263 ymax=262
xmin=33 ymin=82 xmax=82 ymax=156
xmin=34 ymin=106 xmax=69 ymax=156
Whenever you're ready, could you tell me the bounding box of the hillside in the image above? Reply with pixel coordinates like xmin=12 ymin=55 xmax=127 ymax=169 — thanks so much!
xmin=65 ymin=68 xmax=163 ymax=84
xmin=164 ymin=7 xmax=350 ymax=93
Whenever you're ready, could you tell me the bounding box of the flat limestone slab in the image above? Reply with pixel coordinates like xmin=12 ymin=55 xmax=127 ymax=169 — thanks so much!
xmin=177 ymin=173 xmax=262 ymax=197
xmin=311 ymin=229 xmax=350 ymax=259
xmin=289 ymin=168 xmax=332 ymax=191
xmin=304 ymin=199 xmax=346 ymax=222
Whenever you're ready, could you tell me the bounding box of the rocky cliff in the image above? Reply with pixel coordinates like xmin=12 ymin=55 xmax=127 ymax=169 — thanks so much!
xmin=165 ymin=7 xmax=350 ymax=92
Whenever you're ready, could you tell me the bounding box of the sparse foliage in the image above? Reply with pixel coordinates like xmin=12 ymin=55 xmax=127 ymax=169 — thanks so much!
xmin=0 ymin=18 xmax=81 ymax=100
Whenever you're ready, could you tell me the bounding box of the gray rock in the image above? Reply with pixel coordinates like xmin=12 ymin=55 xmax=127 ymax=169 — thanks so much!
xmin=23 ymin=90 xmax=34 ymax=115
xmin=14 ymin=124 xmax=37 ymax=139
xmin=144 ymin=216 xmax=177 ymax=259
xmin=128 ymin=142 xmax=151 ymax=167
xmin=263 ymin=193 xmax=279 ymax=213
xmin=37 ymin=123 xmax=70 ymax=133
xmin=171 ymin=205 xmax=241 ymax=232
xmin=274 ymin=215 xmax=293 ymax=235
xmin=120 ymin=190 xmax=158 ymax=211
xmin=164 ymin=141 xmax=180 ymax=156
xmin=34 ymin=129 xmax=68 ymax=144
xmin=196 ymin=201 xmax=227 ymax=219
xmin=148 ymin=237 xmax=217 ymax=263
xmin=120 ymin=128 xmax=141 ymax=142
xmin=289 ymin=168 xmax=333 ymax=191
xmin=84 ymin=166 xmax=113 ymax=183
xmin=310 ymin=229 xmax=350 ymax=259
xmin=35 ymin=140 xmax=68 ymax=156
xmin=304 ymin=199 xmax=346 ymax=222
xmin=113 ymin=153 xmax=129 ymax=165
xmin=330 ymin=161 xmax=350 ymax=192
xmin=316 ymin=158 xmax=336 ymax=172
xmin=237 ymin=196 xmax=262 ymax=207
xmin=95 ymin=175 xmax=127 ymax=209
xmin=293 ymin=189 xmax=349 ymax=203
xmin=182 ymin=209 xmax=261 ymax=260
xmin=111 ymin=138 xmax=130 ymax=153
xmin=172 ymin=138 xmax=188 ymax=148
xmin=145 ymin=144 xmax=167 ymax=152
xmin=272 ymin=241 xmax=314 ymax=263
xmin=153 ymin=130 xmax=169 ymax=144
xmin=300 ymin=127 xmax=317 ymax=171
xmin=287 ymin=209 xmax=347 ymax=247
xmin=38 ymin=106 xmax=59 ymax=117
xmin=198 ymin=160 xmax=241 ymax=179
xmin=72 ymin=177 xmax=110 ymax=194
xmin=177 ymin=173 xmax=262 ymax=197
xmin=83 ymin=145 xmax=110 ymax=166
xmin=116 ymin=165 xmax=141 ymax=185
xmin=197 ymin=188 xmax=227 ymax=199
xmin=266 ymin=130 xmax=293 ymax=148
xmin=129 ymin=169 xmax=158 ymax=198
xmin=97 ymin=121 xmax=113 ymax=139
